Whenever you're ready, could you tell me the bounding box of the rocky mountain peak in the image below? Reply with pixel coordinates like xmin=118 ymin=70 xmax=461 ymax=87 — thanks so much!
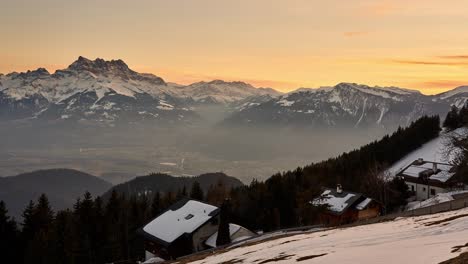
xmin=67 ymin=56 xmax=134 ymax=77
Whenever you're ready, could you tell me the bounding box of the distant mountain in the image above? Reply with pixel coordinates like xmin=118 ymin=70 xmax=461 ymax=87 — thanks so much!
xmin=1 ymin=57 xmax=467 ymax=130
xmin=0 ymin=169 xmax=112 ymax=219
xmin=104 ymin=172 xmax=243 ymax=199
xmin=179 ymin=80 xmax=282 ymax=104
xmin=0 ymin=57 xmax=281 ymax=126
xmin=221 ymin=83 xmax=466 ymax=129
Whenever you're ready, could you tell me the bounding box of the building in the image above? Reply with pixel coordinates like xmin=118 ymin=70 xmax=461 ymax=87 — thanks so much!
xmin=397 ymin=159 xmax=466 ymax=201
xmin=138 ymin=198 xmax=255 ymax=261
xmin=312 ymin=185 xmax=382 ymax=226
xmin=204 ymin=223 xmax=256 ymax=248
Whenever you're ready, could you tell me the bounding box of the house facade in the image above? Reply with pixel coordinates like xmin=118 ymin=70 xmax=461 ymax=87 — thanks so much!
xmin=397 ymin=159 xmax=466 ymax=201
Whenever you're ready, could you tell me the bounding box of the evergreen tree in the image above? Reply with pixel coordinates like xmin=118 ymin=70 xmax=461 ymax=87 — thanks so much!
xmin=151 ymin=192 xmax=161 ymax=217
xmin=216 ymin=199 xmax=232 ymax=246
xmin=459 ymin=104 xmax=468 ymax=126
xmin=104 ymin=190 xmax=125 ymax=262
xmin=443 ymin=105 xmax=460 ymax=130
xmin=0 ymin=201 xmax=20 ymax=263
xmin=190 ymin=181 xmax=204 ymax=201
xmin=24 ymin=194 xmax=55 ymax=264
xmin=53 ymin=210 xmax=74 ymax=264
xmin=21 ymin=200 xmax=36 ymax=242
xmin=73 ymin=192 xmax=96 ymax=264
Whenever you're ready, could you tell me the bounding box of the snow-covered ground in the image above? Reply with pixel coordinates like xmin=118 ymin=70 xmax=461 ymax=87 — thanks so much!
xmin=406 ymin=190 xmax=468 ymax=211
xmin=386 ymin=128 xmax=466 ymax=176
xmin=181 ymin=208 xmax=468 ymax=264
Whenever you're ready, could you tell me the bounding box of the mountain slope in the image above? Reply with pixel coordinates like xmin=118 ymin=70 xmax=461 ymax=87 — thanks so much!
xmin=0 ymin=57 xmax=280 ymax=126
xmin=222 ymin=82 xmax=458 ymax=129
xmin=0 ymin=168 xmax=112 ymax=219
xmin=104 ymin=172 xmax=243 ymax=198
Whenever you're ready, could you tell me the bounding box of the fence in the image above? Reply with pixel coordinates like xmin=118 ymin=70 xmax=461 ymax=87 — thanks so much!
xmin=351 ymin=194 xmax=468 ymax=227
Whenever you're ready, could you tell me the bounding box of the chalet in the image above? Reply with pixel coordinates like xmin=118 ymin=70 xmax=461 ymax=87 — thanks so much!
xmin=138 ymin=199 xmax=255 ymax=261
xmin=397 ymin=159 xmax=466 ymax=201
xmin=312 ymin=185 xmax=382 ymax=226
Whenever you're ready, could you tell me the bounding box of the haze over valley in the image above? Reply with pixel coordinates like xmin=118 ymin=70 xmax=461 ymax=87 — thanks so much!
xmin=1 ymin=57 xmax=467 ymax=183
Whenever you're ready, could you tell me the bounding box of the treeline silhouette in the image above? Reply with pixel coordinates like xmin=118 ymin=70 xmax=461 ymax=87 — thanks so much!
xmin=0 ymin=115 xmax=441 ymax=263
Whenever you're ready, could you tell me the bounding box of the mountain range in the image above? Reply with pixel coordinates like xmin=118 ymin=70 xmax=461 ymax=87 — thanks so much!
xmin=1 ymin=56 xmax=467 ymax=129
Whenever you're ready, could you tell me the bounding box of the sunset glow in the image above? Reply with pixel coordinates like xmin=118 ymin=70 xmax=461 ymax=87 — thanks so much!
xmin=1 ymin=0 xmax=467 ymax=94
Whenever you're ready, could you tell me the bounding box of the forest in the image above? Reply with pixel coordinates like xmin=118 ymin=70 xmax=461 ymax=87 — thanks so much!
xmin=0 ymin=115 xmax=444 ymax=264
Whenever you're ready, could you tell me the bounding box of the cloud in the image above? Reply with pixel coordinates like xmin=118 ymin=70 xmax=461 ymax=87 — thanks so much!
xmin=437 ymin=55 xmax=468 ymax=60
xmin=343 ymin=31 xmax=370 ymax=38
xmin=391 ymin=57 xmax=468 ymax=66
xmin=362 ymin=1 xmax=403 ymax=16
xmin=415 ymin=80 xmax=467 ymax=89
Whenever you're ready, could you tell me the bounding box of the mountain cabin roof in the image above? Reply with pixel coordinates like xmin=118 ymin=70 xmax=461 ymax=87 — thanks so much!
xmin=397 ymin=160 xmax=456 ymax=186
xmin=140 ymin=199 xmax=220 ymax=246
xmin=312 ymin=188 xmax=366 ymax=215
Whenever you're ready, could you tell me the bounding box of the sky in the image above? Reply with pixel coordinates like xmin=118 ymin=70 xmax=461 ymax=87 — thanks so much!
xmin=0 ymin=0 xmax=467 ymax=94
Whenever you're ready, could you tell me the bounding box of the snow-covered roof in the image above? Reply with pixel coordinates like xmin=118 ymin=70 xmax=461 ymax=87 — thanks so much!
xmin=312 ymin=189 xmax=363 ymax=215
xmin=205 ymin=223 xmax=254 ymax=248
xmin=143 ymin=257 xmax=165 ymax=264
xmin=398 ymin=161 xmax=455 ymax=183
xmin=142 ymin=199 xmax=219 ymax=245
xmin=355 ymin=198 xmax=373 ymax=210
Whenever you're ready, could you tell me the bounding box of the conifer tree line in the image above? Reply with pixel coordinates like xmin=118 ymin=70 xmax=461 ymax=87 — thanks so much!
xmin=0 ymin=115 xmax=442 ymax=263
xmin=443 ymin=104 xmax=468 ymax=130
xmin=443 ymin=103 xmax=468 ymax=184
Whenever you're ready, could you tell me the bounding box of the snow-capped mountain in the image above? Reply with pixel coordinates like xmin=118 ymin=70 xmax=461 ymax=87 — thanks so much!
xmin=178 ymin=80 xmax=282 ymax=104
xmin=222 ymin=82 xmax=461 ymax=129
xmin=0 ymin=57 xmax=280 ymax=125
xmin=1 ymin=57 xmax=466 ymax=129
xmin=432 ymin=86 xmax=468 ymax=108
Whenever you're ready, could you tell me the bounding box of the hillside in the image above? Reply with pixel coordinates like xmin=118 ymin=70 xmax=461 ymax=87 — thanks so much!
xmin=387 ymin=127 xmax=467 ymax=176
xmin=105 ymin=172 xmax=243 ymax=198
xmin=178 ymin=207 xmax=468 ymax=264
xmin=0 ymin=168 xmax=112 ymax=219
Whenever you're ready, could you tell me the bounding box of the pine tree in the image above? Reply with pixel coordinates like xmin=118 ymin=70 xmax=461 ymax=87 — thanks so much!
xmin=216 ymin=199 xmax=232 ymax=246
xmin=443 ymin=105 xmax=460 ymax=130
xmin=459 ymin=104 xmax=468 ymax=126
xmin=104 ymin=190 xmax=125 ymax=262
xmin=21 ymin=200 xmax=36 ymax=242
xmin=190 ymin=181 xmax=204 ymax=201
xmin=73 ymin=192 xmax=96 ymax=264
xmin=24 ymin=194 xmax=55 ymax=264
xmin=0 ymin=201 xmax=20 ymax=263
xmin=151 ymin=192 xmax=161 ymax=217
xmin=53 ymin=210 xmax=74 ymax=264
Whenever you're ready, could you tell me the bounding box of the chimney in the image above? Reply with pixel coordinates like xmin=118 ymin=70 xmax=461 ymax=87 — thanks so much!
xmin=433 ymin=163 xmax=438 ymax=173
xmin=336 ymin=184 xmax=343 ymax=194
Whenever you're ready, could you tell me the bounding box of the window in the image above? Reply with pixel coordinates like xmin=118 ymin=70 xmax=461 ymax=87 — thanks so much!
xmin=430 ymin=189 xmax=436 ymax=195
xmin=185 ymin=214 xmax=194 ymax=220
xmin=422 ymin=187 xmax=426 ymax=192
xmin=411 ymin=185 xmax=415 ymax=192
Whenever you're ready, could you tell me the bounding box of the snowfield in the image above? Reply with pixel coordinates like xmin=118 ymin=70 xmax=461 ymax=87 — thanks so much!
xmin=180 ymin=208 xmax=468 ymax=264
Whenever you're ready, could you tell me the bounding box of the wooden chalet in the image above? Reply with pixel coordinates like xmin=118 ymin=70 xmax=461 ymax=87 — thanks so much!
xmin=138 ymin=198 xmax=255 ymax=261
xmin=138 ymin=199 xmax=221 ymax=260
xmin=312 ymin=185 xmax=382 ymax=226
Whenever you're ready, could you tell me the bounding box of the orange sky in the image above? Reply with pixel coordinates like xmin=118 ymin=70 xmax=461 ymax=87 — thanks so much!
xmin=1 ymin=0 xmax=467 ymax=94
